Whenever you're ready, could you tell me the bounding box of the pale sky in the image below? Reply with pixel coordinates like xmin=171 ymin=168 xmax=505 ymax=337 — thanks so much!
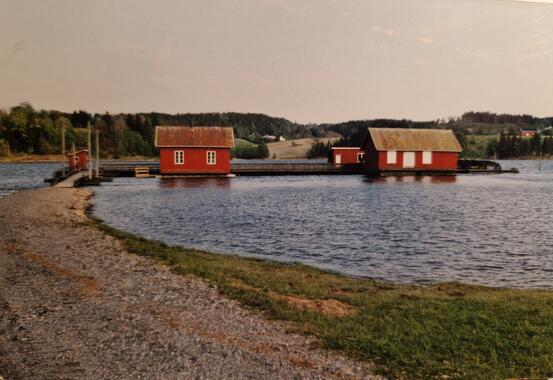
xmin=2 ymin=0 xmax=553 ymax=123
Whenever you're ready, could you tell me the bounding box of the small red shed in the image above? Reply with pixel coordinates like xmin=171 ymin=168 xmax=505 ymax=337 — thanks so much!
xmin=67 ymin=150 xmax=89 ymax=171
xmin=520 ymin=130 xmax=537 ymax=138
xmin=328 ymin=147 xmax=364 ymax=164
xmin=155 ymin=126 xmax=235 ymax=176
xmin=361 ymin=128 xmax=462 ymax=175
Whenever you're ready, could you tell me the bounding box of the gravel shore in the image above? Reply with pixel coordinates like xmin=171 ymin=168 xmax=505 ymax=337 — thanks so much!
xmin=0 ymin=187 xmax=379 ymax=379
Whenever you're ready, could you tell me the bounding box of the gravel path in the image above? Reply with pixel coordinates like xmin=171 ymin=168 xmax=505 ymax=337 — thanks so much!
xmin=0 ymin=187 xmax=380 ymax=379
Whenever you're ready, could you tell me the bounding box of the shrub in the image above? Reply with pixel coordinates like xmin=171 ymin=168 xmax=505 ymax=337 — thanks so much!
xmin=0 ymin=139 xmax=10 ymax=157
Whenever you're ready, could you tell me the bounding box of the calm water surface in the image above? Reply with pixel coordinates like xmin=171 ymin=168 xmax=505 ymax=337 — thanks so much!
xmin=0 ymin=163 xmax=59 ymax=198
xmin=86 ymin=160 xmax=552 ymax=288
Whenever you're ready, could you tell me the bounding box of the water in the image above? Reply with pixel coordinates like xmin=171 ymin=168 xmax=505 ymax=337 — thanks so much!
xmin=0 ymin=163 xmax=59 ymax=198
xmin=3 ymin=160 xmax=552 ymax=288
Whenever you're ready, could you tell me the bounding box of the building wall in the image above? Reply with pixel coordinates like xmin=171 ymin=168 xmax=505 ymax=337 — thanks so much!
xmin=363 ymin=140 xmax=458 ymax=171
xmin=363 ymin=139 xmax=380 ymax=171
xmin=376 ymin=151 xmax=458 ymax=170
xmin=329 ymin=148 xmax=363 ymax=164
xmin=159 ymin=147 xmax=231 ymax=174
xmin=67 ymin=151 xmax=89 ymax=171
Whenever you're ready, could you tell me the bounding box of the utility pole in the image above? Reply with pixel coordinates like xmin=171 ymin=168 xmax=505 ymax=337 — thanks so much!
xmin=87 ymin=121 xmax=93 ymax=179
xmin=95 ymin=126 xmax=100 ymax=176
xmin=61 ymin=124 xmax=66 ymax=177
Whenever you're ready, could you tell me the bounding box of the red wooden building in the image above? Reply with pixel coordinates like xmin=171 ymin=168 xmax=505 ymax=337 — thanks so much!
xmin=361 ymin=128 xmax=462 ymax=175
xmin=520 ymin=130 xmax=537 ymax=137
xmin=328 ymin=147 xmax=364 ymax=164
xmin=155 ymin=126 xmax=235 ymax=176
xmin=67 ymin=150 xmax=89 ymax=171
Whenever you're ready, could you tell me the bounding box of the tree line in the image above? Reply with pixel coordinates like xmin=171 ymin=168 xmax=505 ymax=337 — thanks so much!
xmin=3 ymin=103 xmax=553 ymax=159
xmin=486 ymin=132 xmax=553 ymax=159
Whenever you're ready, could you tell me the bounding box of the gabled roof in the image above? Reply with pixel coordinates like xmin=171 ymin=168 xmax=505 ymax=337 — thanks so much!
xmin=155 ymin=126 xmax=235 ymax=148
xmin=363 ymin=128 xmax=462 ymax=152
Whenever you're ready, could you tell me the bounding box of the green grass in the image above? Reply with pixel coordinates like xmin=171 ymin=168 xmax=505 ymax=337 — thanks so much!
xmin=234 ymin=138 xmax=258 ymax=148
xmin=463 ymin=135 xmax=497 ymax=159
xmin=92 ymin=219 xmax=553 ymax=379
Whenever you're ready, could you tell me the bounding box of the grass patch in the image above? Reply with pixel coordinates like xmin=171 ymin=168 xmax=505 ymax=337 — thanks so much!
xmin=463 ymin=134 xmax=497 ymax=159
xmin=234 ymin=138 xmax=258 ymax=148
xmin=93 ymin=220 xmax=553 ymax=379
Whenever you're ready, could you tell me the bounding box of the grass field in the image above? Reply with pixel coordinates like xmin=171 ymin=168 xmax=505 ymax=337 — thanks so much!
xmin=93 ymin=219 xmax=553 ymax=379
xmin=234 ymin=138 xmax=258 ymax=148
xmin=268 ymin=137 xmax=340 ymax=159
xmin=463 ymin=135 xmax=497 ymax=159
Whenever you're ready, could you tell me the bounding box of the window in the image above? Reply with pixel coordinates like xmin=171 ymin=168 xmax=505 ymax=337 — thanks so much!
xmin=207 ymin=151 xmax=216 ymax=165
xmin=403 ymin=152 xmax=415 ymax=168
xmin=357 ymin=152 xmax=365 ymax=163
xmin=174 ymin=151 xmax=184 ymax=164
xmin=422 ymin=151 xmax=432 ymax=165
xmin=386 ymin=151 xmax=397 ymax=164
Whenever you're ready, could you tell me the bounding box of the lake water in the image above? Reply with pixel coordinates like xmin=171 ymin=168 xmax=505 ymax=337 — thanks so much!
xmin=0 ymin=163 xmax=59 ymax=198
xmin=2 ymin=160 xmax=551 ymax=288
xmin=87 ymin=160 xmax=553 ymax=289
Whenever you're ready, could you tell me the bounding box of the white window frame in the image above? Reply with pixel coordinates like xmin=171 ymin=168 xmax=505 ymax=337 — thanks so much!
xmin=174 ymin=150 xmax=184 ymax=165
xmin=386 ymin=150 xmax=397 ymax=164
xmin=422 ymin=151 xmax=432 ymax=165
xmin=207 ymin=150 xmax=216 ymax=165
xmin=357 ymin=152 xmax=364 ymax=163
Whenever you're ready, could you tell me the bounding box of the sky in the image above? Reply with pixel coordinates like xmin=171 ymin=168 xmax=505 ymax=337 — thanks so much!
xmin=1 ymin=0 xmax=553 ymax=124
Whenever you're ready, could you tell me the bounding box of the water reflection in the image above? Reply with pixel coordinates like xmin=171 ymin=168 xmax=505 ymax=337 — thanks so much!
xmin=364 ymin=176 xmax=457 ymax=184
xmin=160 ymin=177 xmax=232 ymax=189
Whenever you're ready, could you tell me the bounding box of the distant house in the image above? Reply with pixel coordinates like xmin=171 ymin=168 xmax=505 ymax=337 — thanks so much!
xmin=328 ymin=147 xmax=364 ymax=164
xmin=263 ymin=135 xmax=277 ymax=142
xmin=520 ymin=130 xmax=537 ymax=138
xmin=67 ymin=150 xmax=89 ymax=171
xmin=155 ymin=126 xmax=235 ymax=176
xmin=361 ymin=128 xmax=462 ymax=175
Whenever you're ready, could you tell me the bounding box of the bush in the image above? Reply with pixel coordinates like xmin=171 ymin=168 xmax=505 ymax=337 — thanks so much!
xmin=0 ymin=139 xmax=10 ymax=157
xmin=232 ymin=142 xmax=269 ymax=159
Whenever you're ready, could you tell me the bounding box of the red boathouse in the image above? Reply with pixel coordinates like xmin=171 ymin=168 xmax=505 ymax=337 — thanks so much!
xmin=361 ymin=128 xmax=462 ymax=175
xmin=155 ymin=126 xmax=235 ymax=176
xmin=67 ymin=150 xmax=89 ymax=171
xmin=328 ymin=147 xmax=364 ymax=164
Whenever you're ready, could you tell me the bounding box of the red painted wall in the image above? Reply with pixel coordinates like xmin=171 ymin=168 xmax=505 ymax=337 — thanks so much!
xmin=363 ymin=141 xmax=458 ymax=171
xmin=159 ymin=147 xmax=231 ymax=174
xmin=67 ymin=151 xmax=89 ymax=171
xmin=329 ymin=148 xmax=363 ymax=164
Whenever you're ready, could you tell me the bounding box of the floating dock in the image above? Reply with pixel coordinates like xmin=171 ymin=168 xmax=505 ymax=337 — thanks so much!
xmin=46 ymin=159 xmax=518 ymax=186
xmin=98 ymin=160 xmax=518 ymax=177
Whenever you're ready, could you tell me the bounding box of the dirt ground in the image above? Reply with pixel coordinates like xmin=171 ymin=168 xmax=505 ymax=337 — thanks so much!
xmin=0 ymin=187 xmax=380 ymax=379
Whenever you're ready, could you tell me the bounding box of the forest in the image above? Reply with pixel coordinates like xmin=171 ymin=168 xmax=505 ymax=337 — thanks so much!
xmin=1 ymin=103 xmax=552 ymax=159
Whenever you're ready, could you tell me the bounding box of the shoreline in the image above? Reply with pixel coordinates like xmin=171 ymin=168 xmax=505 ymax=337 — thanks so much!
xmin=2 ymin=188 xmax=553 ymax=378
xmin=0 ymin=187 xmax=379 ymax=379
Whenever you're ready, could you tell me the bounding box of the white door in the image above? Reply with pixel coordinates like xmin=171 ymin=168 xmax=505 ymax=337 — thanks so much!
xmin=335 ymin=154 xmax=341 ymax=164
xmin=403 ymin=152 xmax=415 ymax=168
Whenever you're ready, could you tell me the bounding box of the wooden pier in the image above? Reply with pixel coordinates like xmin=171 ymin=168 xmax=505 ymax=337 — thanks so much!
xmin=97 ymin=160 xmax=519 ymax=178
xmin=46 ymin=159 xmax=518 ymax=186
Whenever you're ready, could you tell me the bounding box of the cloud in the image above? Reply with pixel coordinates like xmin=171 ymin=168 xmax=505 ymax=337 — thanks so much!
xmin=371 ymin=25 xmax=434 ymax=46
xmin=370 ymin=26 xmax=399 ymax=38
xmin=416 ymin=37 xmax=434 ymax=45
xmin=511 ymin=0 xmax=553 ymax=4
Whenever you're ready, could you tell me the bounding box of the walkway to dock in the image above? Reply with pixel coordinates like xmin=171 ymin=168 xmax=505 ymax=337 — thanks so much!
xmin=54 ymin=172 xmax=86 ymax=188
xmin=98 ymin=161 xmax=362 ymax=177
